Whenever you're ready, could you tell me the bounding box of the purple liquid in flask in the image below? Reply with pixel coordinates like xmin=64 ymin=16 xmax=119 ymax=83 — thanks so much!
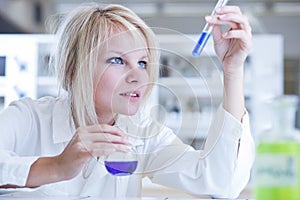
xmin=105 ymin=161 xmax=138 ymax=176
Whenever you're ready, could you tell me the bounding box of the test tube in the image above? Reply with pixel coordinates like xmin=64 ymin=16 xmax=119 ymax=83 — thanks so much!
xmin=192 ymin=0 xmax=229 ymax=57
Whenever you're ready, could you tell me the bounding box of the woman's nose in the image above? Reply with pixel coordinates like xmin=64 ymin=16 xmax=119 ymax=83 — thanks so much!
xmin=125 ymin=67 xmax=140 ymax=83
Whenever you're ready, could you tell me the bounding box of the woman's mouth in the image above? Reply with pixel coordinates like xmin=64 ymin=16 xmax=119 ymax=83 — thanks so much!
xmin=120 ymin=91 xmax=140 ymax=100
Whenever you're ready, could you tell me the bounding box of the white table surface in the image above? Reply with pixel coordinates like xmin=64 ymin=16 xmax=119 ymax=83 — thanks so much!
xmin=0 ymin=180 xmax=253 ymax=200
xmin=0 ymin=197 xmax=253 ymax=200
xmin=0 ymin=190 xmax=253 ymax=200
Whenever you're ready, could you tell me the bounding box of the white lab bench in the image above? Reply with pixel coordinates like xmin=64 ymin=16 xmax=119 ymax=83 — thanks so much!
xmin=142 ymin=177 xmax=253 ymax=199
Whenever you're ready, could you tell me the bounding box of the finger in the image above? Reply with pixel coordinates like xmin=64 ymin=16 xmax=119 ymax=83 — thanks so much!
xmin=78 ymin=137 xmax=132 ymax=157
xmin=223 ymin=29 xmax=251 ymax=40
xmin=81 ymin=132 xmax=132 ymax=145
xmin=217 ymin=13 xmax=252 ymax=33
xmin=97 ymin=133 xmax=132 ymax=145
xmin=214 ymin=6 xmax=251 ymax=31
xmin=210 ymin=24 xmax=223 ymax=43
xmin=89 ymin=143 xmax=132 ymax=157
xmin=205 ymin=15 xmax=239 ymax=30
xmin=216 ymin=5 xmax=243 ymax=15
xmin=82 ymin=124 xmax=124 ymax=136
xmin=223 ymin=30 xmax=252 ymax=50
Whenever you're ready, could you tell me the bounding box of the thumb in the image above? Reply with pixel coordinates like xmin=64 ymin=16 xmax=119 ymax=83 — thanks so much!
xmin=211 ymin=25 xmax=223 ymax=44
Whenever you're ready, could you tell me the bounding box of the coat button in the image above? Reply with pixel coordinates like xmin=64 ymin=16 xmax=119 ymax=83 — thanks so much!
xmin=232 ymin=127 xmax=242 ymax=138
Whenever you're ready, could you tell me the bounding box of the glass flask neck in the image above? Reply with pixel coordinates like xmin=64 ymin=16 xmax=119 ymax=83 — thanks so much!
xmin=269 ymin=95 xmax=299 ymax=132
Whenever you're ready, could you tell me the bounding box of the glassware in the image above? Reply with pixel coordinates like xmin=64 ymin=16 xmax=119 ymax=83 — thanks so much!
xmin=104 ymin=122 xmax=138 ymax=176
xmin=254 ymin=95 xmax=300 ymax=200
xmin=104 ymin=152 xmax=138 ymax=176
xmin=192 ymin=0 xmax=229 ymax=57
xmin=102 ymin=120 xmax=141 ymax=197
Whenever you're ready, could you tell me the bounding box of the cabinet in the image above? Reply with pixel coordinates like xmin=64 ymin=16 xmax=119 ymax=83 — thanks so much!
xmin=0 ymin=34 xmax=283 ymax=146
xmin=0 ymin=34 xmax=56 ymax=110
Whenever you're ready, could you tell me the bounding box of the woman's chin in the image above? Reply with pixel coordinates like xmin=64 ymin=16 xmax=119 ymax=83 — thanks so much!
xmin=118 ymin=107 xmax=139 ymax=116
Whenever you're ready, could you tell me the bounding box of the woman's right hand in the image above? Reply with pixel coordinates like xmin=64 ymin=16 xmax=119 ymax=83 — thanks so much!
xmin=56 ymin=124 xmax=132 ymax=180
xmin=25 ymin=124 xmax=132 ymax=187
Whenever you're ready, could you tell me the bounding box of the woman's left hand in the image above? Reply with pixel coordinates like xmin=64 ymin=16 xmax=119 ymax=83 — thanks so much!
xmin=206 ymin=6 xmax=252 ymax=74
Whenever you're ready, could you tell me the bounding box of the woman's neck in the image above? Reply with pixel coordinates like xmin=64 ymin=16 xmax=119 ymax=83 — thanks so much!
xmin=97 ymin=113 xmax=117 ymax=125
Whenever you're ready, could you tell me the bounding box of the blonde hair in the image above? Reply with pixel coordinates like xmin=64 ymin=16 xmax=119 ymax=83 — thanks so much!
xmin=53 ymin=3 xmax=160 ymax=128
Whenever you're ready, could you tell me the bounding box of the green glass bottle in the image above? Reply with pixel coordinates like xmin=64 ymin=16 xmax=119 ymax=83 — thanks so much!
xmin=254 ymin=95 xmax=300 ymax=200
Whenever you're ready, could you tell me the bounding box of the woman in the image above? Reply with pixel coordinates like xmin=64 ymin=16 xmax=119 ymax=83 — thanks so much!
xmin=0 ymin=3 xmax=254 ymax=198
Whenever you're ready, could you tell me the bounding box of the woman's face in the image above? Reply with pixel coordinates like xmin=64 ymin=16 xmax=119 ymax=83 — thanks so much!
xmin=94 ymin=31 xmax=150 ymax=122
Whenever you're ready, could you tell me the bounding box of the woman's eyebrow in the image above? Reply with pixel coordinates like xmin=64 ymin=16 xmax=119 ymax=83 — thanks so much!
xmin=105 ymin=50 xmax=123 ymax=55
xmin=140 ymin=55 xmax=149 ymax=60
xmin=104 ymin=49 xmax=149 ymax=59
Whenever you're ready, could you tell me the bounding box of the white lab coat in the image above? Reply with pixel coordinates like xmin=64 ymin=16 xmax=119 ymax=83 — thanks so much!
xmin=0 ymin=96 xmax=255 ymax=198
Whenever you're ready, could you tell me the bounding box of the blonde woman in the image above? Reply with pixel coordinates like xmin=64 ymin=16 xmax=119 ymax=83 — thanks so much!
xmin=0 ymin=3 xmax=254 ymax=198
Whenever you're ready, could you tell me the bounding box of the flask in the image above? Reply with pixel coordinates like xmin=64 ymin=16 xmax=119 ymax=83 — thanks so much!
xmin=254 ymin=95 xmax=300 ymax=200
xmin=104 ymin=122 xmax=138 ymax=176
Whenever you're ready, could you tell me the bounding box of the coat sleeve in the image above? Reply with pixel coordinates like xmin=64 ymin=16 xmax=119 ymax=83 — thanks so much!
xmin=0 ymin=99 xmax=39 ymax=186
xmin=143 ymin=105 xmax=255 ymax=198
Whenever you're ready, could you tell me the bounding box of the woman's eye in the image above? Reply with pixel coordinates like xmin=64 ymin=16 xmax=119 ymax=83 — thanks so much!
xmin=107 ymin=57 xmax=124 ymax=65
xmin=138 ymin=61 xmax=147 ymax=69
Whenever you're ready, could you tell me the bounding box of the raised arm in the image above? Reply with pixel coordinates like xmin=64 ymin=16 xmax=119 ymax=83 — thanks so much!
xmin=207 ymin=5 xmax=252 ymax=121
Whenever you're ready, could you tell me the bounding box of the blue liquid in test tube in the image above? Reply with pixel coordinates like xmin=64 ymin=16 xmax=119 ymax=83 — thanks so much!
xmin=192 ymin=0 xmax=229 ymax=57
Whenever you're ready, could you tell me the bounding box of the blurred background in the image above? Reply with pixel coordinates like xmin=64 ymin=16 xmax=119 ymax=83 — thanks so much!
xmin=0 ymin=0 xmax=299 ymax=57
